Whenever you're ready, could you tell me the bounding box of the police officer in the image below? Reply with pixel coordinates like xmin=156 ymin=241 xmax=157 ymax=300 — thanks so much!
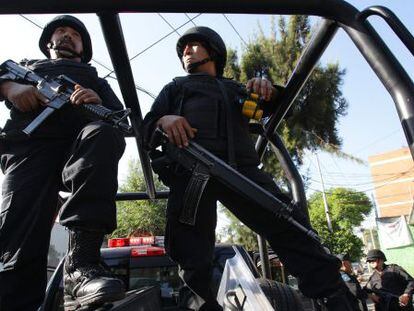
xmin=143 ymin=26 xmax=355 ymax=311
xmin=365 ymin=249 xmax=414 ymax=311
xmin=0 ymin=15 xmax=125 ymax=310
xmin=337 ymin=253 xmax=368 ymax=311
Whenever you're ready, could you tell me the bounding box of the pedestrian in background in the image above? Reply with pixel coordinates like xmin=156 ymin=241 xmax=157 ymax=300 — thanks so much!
xmin=365 ymin=249 xmax=413 ymax=311
xmin=337 ymin=253 xmax=368 ymax=311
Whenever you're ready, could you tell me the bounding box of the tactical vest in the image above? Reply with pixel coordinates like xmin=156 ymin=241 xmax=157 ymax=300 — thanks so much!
xmin=172 ymin=74 xmax=260 ymax=166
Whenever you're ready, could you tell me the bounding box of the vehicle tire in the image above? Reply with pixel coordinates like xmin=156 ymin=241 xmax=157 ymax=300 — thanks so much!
xmin=258 ymin=278 xmax=305 ymax=311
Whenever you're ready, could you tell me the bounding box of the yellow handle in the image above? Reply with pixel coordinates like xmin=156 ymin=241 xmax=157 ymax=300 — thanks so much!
xmin=250 ymin=93 xmax=260 ymax=101
xmin=242 ymin=100 xmax=263 ymax=121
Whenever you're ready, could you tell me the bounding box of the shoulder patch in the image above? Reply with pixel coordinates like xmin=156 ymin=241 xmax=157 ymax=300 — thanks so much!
xmin=341 ymin=272 xmax=351 ymax=282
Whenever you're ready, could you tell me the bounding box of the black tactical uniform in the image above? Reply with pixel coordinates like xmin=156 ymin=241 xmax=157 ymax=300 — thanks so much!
xmin=337 ymin=253 xmax=368 ymax=311
xmin=366 ymin=264 xmax=414 ymax=311
xmin=0 ymin=16 xmax=125 ymax=311
xmin=143 ymin=26 xmax=352 ymax=311
xmin=340 ymin=271 xmax=368 ymax=311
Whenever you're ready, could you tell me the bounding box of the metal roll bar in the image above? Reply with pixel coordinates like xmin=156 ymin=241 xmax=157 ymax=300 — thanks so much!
xmin=3 ymin=0 xmax=413 ymax=297
xmin=98 ymin=13 xmax=156 ymax=199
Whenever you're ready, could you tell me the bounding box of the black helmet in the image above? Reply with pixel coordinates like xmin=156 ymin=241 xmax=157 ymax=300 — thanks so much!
xmin=39 ymin=15 xmax=92 ymax=63
xmin=336 ymin=253 xmax=351 ymax=262
xmin=176 ymin=26 xmax=227 ymax=76
xmin=366 ymin=249 xmax=386 ymax=262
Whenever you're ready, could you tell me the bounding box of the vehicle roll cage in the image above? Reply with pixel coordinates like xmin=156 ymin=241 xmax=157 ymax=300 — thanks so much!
xmin=2 ymin=0 xmax=413 ymax=278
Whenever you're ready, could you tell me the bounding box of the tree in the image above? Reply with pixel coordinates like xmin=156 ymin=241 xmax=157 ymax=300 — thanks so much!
xmin=308 ymin=188 xmax=372 ymax=260
xmin=223 ymin=48 xmax=241 ymax=81
xmin=225 ymin=15 xmax=347 ymax=170
xmin=219 ymin=205 xmax=258 ymax=251
xmin=221 ymin=15 xmax=349 ymax=250
xmin=110 ymin=159 xmax=168 ymax=238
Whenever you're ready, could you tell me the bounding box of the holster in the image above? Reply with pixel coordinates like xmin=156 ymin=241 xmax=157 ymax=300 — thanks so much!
xmin=149 ymin=149 xmax=174 ymax=186
xmin=148 ymin=127 xmax=211 ymax=225
xmin=179 ymin=163 xmax=210 ymax=226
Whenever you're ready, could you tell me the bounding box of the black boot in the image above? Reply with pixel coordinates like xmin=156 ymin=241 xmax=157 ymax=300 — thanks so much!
xmin=64 ymin=229 xmax=125 ymax=310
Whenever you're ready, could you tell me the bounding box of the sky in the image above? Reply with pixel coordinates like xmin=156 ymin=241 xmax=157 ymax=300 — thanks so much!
xmin=0 ymin=1 xmax=412 ymax=231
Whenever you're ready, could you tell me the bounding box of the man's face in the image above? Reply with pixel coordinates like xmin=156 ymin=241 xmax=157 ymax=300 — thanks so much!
xmin=342 ymin=260 xmax=353 ymax=274
xmin=49 ymin=26 xmax=83 ymax=60
xmin=368 ymin=258 xmax=384 ymax=270
xmin=182 ymin=41 xmax=210 ymax=72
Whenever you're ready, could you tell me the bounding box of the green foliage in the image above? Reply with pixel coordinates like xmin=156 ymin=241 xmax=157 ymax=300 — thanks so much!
xmin=308 ymin=188 xmax=372 ymax=260
xmin=224 ymin=15 xmax=348 ymax=172
xmin=219 ymin=205 xmax=258 ymax=251
xmin=224 ymin=48 xmax=241 ymax=80
xmin=110 ymin=159 xmax=168 ymax=238
xmin=221 ymin=15 xmax=349 ymax=251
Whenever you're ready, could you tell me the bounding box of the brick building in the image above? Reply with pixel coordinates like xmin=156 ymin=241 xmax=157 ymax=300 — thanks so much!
xmin=368 ymin=147 xmax=414 ymax=275
xmin=368 ymin=147 xmax=414 ymax=217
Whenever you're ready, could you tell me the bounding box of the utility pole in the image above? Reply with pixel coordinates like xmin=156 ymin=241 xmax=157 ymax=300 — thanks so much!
xmin=315 ymin=153 xmax=333 ymax=232
xmin=369 ymin=228 xmax=377 ymax=249
xmin=370 ymin=193 xmax=379 ymax=249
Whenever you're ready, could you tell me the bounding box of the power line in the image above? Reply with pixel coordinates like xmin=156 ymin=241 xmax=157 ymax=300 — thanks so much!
xmin=104 ymin=13 xmax=202 ymax=78
xmin=305 ymin=130 xmax=343 ymax=152
xmin=312 ymin=171 xmax=411 ymax=188
xmin=184 ymin=13 xmax=197 ymax=27
xmin=309 ymin=169 xmax=412 ymax=194
xmin=18 ymin=14 xmax=157 ymax=100
xmin=305 ymin=170 xmax=412 ymax=187
xmin=309 ymin=170 xmax=412 ymax=187
xmin=19 ymin=14 xmax=43 ymax=29
xmin=106 ymin=76 xmax=156 ymax=99
xmin=157 ymin=13 xmax=181 ymax=36
xmin=129 ymin=14 xmax=202 ymax=62
xmin=222 ymin=14 xmax=248 ymax=47
xmin=329 ymin=153 xmax=351 ymax=184
xmin=319 ymin=171 xmax=405 ymax=177
xmin=354 ymin=128 xmax=401 ymax=155
xmin=302 ymin=130 xmax=367 ymax=167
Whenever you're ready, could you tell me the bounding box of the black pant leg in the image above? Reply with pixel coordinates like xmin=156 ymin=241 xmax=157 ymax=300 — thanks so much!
xmin=0 ymin=138 xmax=68 ymax=310
xmin=165 ymin=174 xmax=219 ymax=309
xmin=59 ymin=121 xmax=126 ymax=233
xmin=217 ymin=166 xmax=343 ymax=299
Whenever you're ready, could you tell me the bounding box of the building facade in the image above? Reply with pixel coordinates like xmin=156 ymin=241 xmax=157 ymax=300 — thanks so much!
xmin=368 ymin=147 xmax=414 ymax=217
xmin=368 ymin=147 xmax=414 ymax=275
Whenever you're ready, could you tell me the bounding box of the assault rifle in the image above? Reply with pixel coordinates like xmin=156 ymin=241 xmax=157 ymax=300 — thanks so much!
xmin=364 ymin=286 xmax=400 ymax=308
xmin=365 ymin=286 xmax=400 ymax=299
xmin=0 ymin=60 xmax=132 ymax=135
xmin=150 ymin=127 xmax=320 ymax=243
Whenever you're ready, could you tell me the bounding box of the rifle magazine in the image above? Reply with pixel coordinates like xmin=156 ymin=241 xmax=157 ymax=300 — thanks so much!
xmin=180 ymin=165 xmax=210 ymax=226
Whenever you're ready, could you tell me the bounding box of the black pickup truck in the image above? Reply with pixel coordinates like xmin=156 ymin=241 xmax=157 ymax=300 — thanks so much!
xmin=42 ymin=230 xmax=304 ymax=311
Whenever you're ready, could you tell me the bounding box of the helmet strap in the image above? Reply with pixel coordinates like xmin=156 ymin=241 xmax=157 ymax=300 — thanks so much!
xmin=185 ymin=57 xmax=213 ymax=73
xmin=47 ymin=42 xmax=83 ymax=60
